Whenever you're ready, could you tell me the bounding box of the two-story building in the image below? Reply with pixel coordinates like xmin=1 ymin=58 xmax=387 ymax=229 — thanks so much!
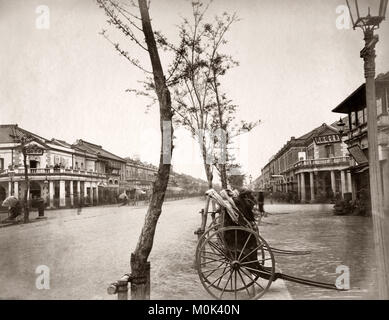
xmin=123 ymin=158 xmax=158 ymax=193
xmin=254 ymin=123 xmax=351 ymax=203
xmin=332 ymin=72 xmax=389 ymax=212
xmin=0 ymin=125 xmax=126 ymax=208
xmin=72 ymin=139 xmax=127 ymax=203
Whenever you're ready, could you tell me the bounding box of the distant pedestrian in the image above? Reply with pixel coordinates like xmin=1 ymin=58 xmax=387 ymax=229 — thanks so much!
xmin=9 ymin=199 xmax=22 ymax=220
xmin=2 ymin=196 xmax=22 ymax=221
xmin=118 ymin=191 xmax=129 ymax=206
xmin=77 ymin=195 xmax=83 ymax=215
xmin=257 ymin=191 xmax=267 ymax=218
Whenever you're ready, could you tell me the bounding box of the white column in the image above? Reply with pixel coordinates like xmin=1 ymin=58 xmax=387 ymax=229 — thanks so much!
xmin=70 ymin=181 xmax=74 ymax=207
xmin=43 ymin=182 xmax=49 ymax=205
xmin=27 ymin=183 xmax=31 ymax=200
xmin=8 ymin=181 xmax=12 ymax=196
xmin=310 ymin=172 xmax=315 ymax=202
xmin=347 ymin=171 xmax=352 ymax=193
xmin=95 ymin=184 xmax=99 ymax=204
xmin=90 ymin=182 xmax=94 ymax=205
xmin=352 ymin=175 xmax=357 ymax=201
xmin=59 ymin=180 xmax=66 ymax=207
xmin=49 ymin=181 xmax=54 ymax=208
xmin=297 ymin=174 xmax=301 ymax=201
xmin=382 ymin=147 xmax=389 ymax=210
xmin=340 ymin=170 xmax=346 ymax=198
xmin=84 ymin=182 xmax=88 ymax=204
xmin=14 ymin=181 xmax=18 ymax=198
xmin=76 ymin=180 xmax=81 ymax=206
xmin=330 ymin=171 xmax=336 ymax=196
xmin=301 ymin=173 xmax=306 ymax=203
xmin=76 ymin=180 xmax=81 ymax=198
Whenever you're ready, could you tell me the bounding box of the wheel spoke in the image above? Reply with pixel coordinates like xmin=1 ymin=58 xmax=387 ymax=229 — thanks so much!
xmin=202 ymin=262 xmax=229 ymax=277
xmin=242 ymin=265 xmax=272 ymax=276
xmin=201 ymin=251 xmax=223 ymax=257
xmin=219 ymin=270 xmax=233 ymax=299
xmin=240 ymin=266 xmax=265 ymax=291
xmin=234 ymin=270 xmax=237 ymax=300
xmin=240 ymin=242 xmax=265 ymax=262
xmin=237 ymin=269 xmax=252 ymax=297
xmin=200 ymin=257 xmax=228 ymax=266
xmin=237 ymin=233 xmax=252 ymax=260
xmin=208 ymin=240 xmax=230 ymax=260
xmin=240 ymin=258 xmax=273 ymax=265
xmin=207 ymin=240 xmax=222 ymax=256
xmin=216 ymin=265 xmax=229 ymax=287
xmin=234 ymin=229 xmax=237 ymax=260
xmin=206 ymin=267 xmax=231 ymax=290
xmin=217 ymin=233 xmax=233 ymax=260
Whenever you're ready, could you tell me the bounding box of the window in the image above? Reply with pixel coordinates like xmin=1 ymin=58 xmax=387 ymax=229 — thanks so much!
xmin=0 ymin=158 xmax=3 ymax=171
xmin=351 ymin=112 xmax=356 ymax=127
xmin=29 ymin=160 xmax=38 ymax=168
xmin=377 ymin=97 xmax=383 ymax=115
xmin=357 ymin=109 xmax=365 ymax=125
xmin=307 ymin=147 xmax=314 ymax=160
xmin=325 ymin=145 xmax=335 ymax=158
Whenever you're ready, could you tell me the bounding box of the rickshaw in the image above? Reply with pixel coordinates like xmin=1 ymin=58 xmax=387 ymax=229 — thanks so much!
xmin=195 ymin=188 xmax=342 ymax=300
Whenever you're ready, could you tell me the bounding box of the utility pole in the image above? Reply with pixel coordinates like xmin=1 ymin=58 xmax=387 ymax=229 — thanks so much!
xmin=346 ymin=0 xmax=389 ymax=299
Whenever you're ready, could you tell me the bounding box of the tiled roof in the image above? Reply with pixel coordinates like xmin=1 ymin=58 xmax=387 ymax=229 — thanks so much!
xmin=332 ymin=70 xmax=389 ymax=113
xmin=271 ymin=123 xmax=339 ymax=162
xmin=330 ymin=116 xmax=350 ymax=132
xmin=50 ymin=138 xmax=73 ymax=148
xmin=297 ymin=123 xmax=337 ymax=141
xmin=377 ymin=72 xmax=389 ymax=81
xmin=74 ymin=139 xmax=125 ymax=162
xmin=0 ymin=124 xmax=47 ymax=143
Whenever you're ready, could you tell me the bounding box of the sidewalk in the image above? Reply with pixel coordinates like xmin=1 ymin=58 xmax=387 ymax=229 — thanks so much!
xmin=0 ymin=197 xmax=292 ymax=300
xmin=0 ymin=202 xmax=149 ymax=228
xmin=0 ymin=197 xmax=197 ymax=229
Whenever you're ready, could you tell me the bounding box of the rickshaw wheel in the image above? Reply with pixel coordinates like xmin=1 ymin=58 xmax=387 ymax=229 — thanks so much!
xmin=196 ymin=226 xmax=275 ymax=300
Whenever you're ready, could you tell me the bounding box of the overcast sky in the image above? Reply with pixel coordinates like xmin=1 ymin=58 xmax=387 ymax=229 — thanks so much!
xmin=1 ymin=0 xmax=388 ymax=181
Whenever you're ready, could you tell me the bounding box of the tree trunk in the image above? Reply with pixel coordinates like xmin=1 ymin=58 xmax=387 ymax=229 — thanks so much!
xmin=212 ymin=71 xmax=228 ymax=189
xmin=22 ymin=150 xmax=29 ymax=223
xmin=201 ymin=147 xmax=213 ymax=189
xmin=130 ymin=0 xmax=174 ymax=300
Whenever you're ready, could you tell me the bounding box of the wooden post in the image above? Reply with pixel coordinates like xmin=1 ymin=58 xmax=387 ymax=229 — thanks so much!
xmin=130 ymin=253 xmax=150 ymax=300
xmin=117 ymin=278 xmax=129 ymax=300
xmin=362 ymin=29 xmax=389 ymax=299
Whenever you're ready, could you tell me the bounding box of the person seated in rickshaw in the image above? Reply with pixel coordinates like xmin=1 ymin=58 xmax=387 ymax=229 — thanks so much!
xmin=9 ymin=199 xmax=22 ymax=220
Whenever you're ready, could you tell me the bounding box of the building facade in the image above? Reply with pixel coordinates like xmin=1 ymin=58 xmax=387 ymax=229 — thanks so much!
xmin=332 ymin=72 xmax=389 ymax=212
xmin=122 ymin=158 xmax=158 ymax=197
xmin=254 ymin=123 xmax=351 ymax=203
xmin=0 ymin=124 xmax=209 ymax=208
xmin=0 ymin=125 xmax=124 ymax=208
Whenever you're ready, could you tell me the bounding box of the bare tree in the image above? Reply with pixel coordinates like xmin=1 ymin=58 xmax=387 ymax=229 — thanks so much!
xmin=97 ymin=0 xmax=173 ymax=299
xmin=139 ymin=1 xmax=260 ymax=190
xmin=10 ymin=133 xmax=35 ymax=223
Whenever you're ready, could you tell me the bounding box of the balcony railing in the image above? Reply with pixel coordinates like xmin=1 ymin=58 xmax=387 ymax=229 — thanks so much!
xmin=293 ymin=156 xmax=350 ymax=169
xmin=0 ymin=167 xmax=107 ymax=178
xmin=346 ymin=122 xmax=368 ymax=142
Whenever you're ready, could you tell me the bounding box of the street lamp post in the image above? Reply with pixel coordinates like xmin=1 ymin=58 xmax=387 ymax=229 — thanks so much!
xmin=8 ymin=169 xmax=15 ymax=196
xmin=346 ymin=0 xmax=388 ymax=299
